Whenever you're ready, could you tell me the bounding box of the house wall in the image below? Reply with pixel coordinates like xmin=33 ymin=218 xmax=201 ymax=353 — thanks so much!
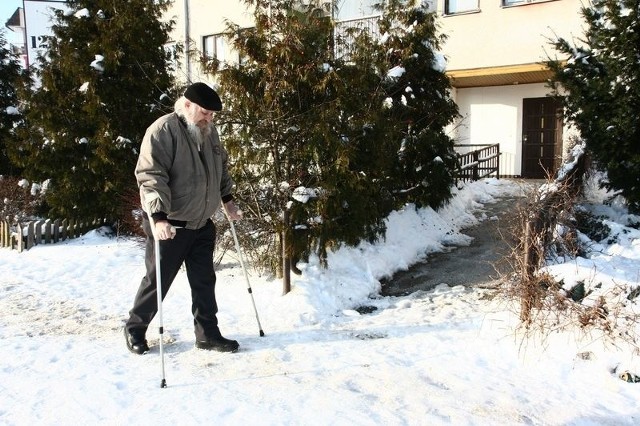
xmin=23 ymin=0 xmax=69 ymax=69
xmin=335 ymin=0 xmax=378 ymax=20
xmin=453 ymin=83 xmax=547 ymax=176
xmin=165 ymin=0 xmax=383 ymax=83
xmin=165 ymin=0 xmax=585 ymax=177
xmin=440 ymin=0 xmax=586 ymax=176
xmin=453 ymin=83 xmax=579 ymax=177
xmin=439 ymin=0 xmax=585 ymax=71
xmin=165 ymin=0 xmax=254 ymax=84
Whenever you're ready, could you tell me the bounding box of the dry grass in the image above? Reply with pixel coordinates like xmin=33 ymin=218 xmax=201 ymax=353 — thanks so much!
xmin=497 ymin=154 xmax=640 ymax=352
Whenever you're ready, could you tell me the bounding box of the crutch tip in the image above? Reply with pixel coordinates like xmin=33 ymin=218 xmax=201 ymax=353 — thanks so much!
xmin=259 ymin=330 xmax=265 ymax=337
xmin=161 ymin=379 xmax=167 ymax=388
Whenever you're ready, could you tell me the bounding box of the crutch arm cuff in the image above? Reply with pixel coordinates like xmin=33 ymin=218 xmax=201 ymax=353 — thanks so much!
xmin=141 ymin=211 xmax=169 ymax=222
xmin=141 ymin=210 xmax=169 ymax=221
xmin=152 ymin=212 xmax=168 ymax=222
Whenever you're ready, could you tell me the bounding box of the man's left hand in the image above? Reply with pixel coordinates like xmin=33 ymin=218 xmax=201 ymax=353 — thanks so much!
xmin=224 ymin=201 xmax=243 ymax=221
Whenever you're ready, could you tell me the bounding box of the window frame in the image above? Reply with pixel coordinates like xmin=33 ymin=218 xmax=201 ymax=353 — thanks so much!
xmin=203 ymin=32 xmax=249 ymax=67
xmin=203 ymin=33 xmax=226 ymax=62
xmin=501 ymin=0 xmax=557 ymax=8
xmin=444 ymin=0 xmax=481 ymax=15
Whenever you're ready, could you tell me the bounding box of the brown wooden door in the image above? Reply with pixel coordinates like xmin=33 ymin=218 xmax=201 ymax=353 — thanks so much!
xmin=522 ymin=97 xmax=563 ymax=179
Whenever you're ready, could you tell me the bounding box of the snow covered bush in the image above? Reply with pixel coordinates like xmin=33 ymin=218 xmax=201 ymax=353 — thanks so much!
xmin=205 ymin=0 xmax=458 ymax=271
xmin=548 ymin=0 xmax=640 ymax=212
xmin=11 ymin=0 xmax=176 ymax=221
xmin=0 ymin=176 xmax=46 ymax=223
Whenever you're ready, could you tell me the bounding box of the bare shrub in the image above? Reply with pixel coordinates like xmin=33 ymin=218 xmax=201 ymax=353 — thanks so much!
xmin=0 ymin=176 xmax=46 ymax=223
xmin=503 ymin=173 xmax=583 ymax=325
xmin=499 ymin=146 xmax=640 ymax=351
xmin=212 ymin=212 xmax=280 ymax=275
xmin=112 ymin=185 xmax=145 ymax=239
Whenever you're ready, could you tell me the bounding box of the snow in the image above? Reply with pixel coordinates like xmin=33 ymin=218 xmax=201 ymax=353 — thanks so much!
xmin=90 ymin=55 xmax=104 ymax=72
xmin=291 ymin=186 xmax=318 ymax=204
xmin=556 ymin=143 xmax=585 ymax=181
xmin=387 ymin=65 xmax=406 ymax=78
xmin=1 ymin=178 xmax=639 ymax=425
xmin=432 ymin=52 xmax=447 ymax=72
xmin=74 ymin=8 xmax=90 ymax=19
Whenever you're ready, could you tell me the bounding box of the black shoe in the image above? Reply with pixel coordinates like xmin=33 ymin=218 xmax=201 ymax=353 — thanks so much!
xmin=124 ymin=327 xmax=149 ymax=355
xmin=195 ymin=336 xmax=239 ymax=352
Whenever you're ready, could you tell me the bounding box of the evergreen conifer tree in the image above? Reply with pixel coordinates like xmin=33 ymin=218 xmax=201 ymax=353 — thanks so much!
xmin=373 ymin=0 xmax=458 ymax=210
xmin=211 ymin=0 xmax=457 ymax=267
xmin=0 ymin=30 xmax=26 ymax=176
xmin=10 ymin=0 xmax=176 ymax=220
xmin=549 ymin=0 xmax=640 ymax=210
xmin=215 ymin=0 xmax=373 ymax=265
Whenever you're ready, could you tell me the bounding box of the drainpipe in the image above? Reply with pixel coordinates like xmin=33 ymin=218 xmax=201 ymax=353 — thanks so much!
xmin=184 ymin=0 xmax=191 ymax=82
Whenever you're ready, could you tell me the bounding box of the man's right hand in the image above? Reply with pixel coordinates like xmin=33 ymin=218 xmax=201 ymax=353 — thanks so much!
xmin=155 ymin=220 xmax=177 ymax=240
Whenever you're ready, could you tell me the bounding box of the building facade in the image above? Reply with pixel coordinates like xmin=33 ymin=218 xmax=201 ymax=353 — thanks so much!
xmin=166 ymin=0 xmax=584 ymax=178
xmin=4 ymin=0 xmax=69 ymax=69
xmin=5 ymin=0 xmax=584 ymax=178
xmin=441 ymin=0 xmax=583 ymax=178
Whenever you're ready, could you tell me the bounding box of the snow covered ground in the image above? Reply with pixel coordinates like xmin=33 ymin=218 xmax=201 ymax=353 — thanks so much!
xmin=1 ymin=178 xmax=639 ymax=425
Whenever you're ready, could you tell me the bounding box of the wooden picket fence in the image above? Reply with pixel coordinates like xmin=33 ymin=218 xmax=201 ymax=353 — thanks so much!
xmin=0 ymin=218 xmax=110 ymax=252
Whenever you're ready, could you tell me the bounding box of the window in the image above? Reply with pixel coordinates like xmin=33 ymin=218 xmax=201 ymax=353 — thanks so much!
xmin=203 ymin=34 xmax=226 ymax=63
xmin=203 ymin=33 xmax=249 ymax=67
xmin=502 ymin=0 xmax=552 ymax=6
xmin=445 ymin=0 xmax=480 ymax=15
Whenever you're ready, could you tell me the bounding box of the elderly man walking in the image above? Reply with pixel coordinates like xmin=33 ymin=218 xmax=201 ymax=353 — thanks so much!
xmin=124 ymin=82 xmax=242 ymax=355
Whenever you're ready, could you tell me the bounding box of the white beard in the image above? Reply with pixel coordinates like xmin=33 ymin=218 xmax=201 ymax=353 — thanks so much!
xmin=186 ymin=122 xmax=212 ymax=149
